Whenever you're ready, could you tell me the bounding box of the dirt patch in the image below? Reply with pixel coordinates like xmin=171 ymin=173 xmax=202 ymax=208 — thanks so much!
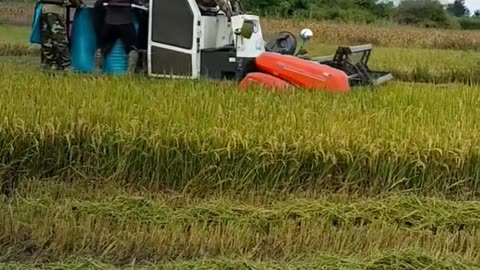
xmin=0 ymin=3 xmax=34 ymax=26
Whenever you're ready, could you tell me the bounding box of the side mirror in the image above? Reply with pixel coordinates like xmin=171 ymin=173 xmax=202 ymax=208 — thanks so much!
xmin=235 ymin=20 xmax=254 ymax=39
xmin=300 ymin=28 xmax=313 ymax=42
xmin=295 ymin=29 xmax=312 ymax=57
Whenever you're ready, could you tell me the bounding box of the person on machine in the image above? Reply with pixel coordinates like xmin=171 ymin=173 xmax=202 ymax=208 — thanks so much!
xmin=196 ymin=0 xmax=242 ymax=19
xmin=38 ymin=0 xmax=82 ymax=71
xmin=93 ymin=0 xmax=142 ymax=74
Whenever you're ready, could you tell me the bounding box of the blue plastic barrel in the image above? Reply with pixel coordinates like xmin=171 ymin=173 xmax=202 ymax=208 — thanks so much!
xmin=103 ymin=15 xmax=139 ymax=75
xmin=103 ymin=39 xmax=128 ymax=74
xmin=71 ymin=8 xmax=97 ymax=73
xmin=71 ymin=8 xmax=139 ymax=74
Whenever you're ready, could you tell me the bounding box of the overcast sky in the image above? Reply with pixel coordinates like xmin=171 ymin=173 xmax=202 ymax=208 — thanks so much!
xmin=440 ymin=0 xmax=478 ymax=13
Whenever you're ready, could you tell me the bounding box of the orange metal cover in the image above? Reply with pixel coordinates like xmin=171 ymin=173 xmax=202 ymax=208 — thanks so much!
xmin=255 ymin=52 xmax=351 ymax=93
xmin=239 ymin=72 xmax=294 ymax=92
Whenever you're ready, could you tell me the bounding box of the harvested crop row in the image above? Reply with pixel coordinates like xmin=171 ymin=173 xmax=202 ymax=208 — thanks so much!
xmin=1 ymin=65 xmax=480 ymax=198
xmin=1 ymin=252 xmax=480 ymax=270
xmin=2 ymin=188 xmax=480 ymax=262
xmin=6 ymin=190 xmax=480 ymax=232
xmin=0 ymin=43 xmax=37 ymax=56
xmin=308 ymin=44 xmax=480 ymax=85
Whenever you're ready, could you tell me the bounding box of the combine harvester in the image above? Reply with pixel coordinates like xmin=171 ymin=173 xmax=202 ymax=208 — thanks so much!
xmin=30 ymin=0 xmax=393 ymax=93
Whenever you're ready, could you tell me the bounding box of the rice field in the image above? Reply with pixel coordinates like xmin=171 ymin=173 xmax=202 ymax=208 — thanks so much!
xmin=2 ymin=8 xmax=480 ymax=269
xmin=262 ymin=18 xmax=480 ymax=51
xmin=2 ymin=2 xmax=480 ymax=50
xmin=3 ymin=23 xmax=480 ymax=84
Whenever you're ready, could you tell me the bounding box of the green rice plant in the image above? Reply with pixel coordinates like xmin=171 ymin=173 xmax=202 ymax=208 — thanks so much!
xmin=2 ymin=9 xmax=480 ymax=270
xmin=0 ymin=66 xmax=480 ymax=196
xmin=1 ymin=64 xmax=480 ymax=198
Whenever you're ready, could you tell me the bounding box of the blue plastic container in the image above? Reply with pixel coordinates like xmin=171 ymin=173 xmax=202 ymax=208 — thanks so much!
xmin=103 ymin=39 xmax=129 ymax=74
xmin=71 ymin=8 xmax=97 ymax=73
xmin=71 ymin=8 xmax=139 ymax=74
xmin=29 ymin=2 xmax=43 ymax=44
xmin=103 ymin=15 xmax=139 ymax=75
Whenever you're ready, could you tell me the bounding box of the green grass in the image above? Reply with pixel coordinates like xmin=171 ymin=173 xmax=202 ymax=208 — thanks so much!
xmin=0 ymin=26 xmax=38 ymax=56
xmin=1 ymin=63 xmax=480 ymax=198
xmin=0 ymin=25 xmax=30 ymax=44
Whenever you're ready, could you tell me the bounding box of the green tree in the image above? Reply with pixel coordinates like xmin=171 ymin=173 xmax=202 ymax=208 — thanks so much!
xmin=447 ymin=0 xmax=470 ymax=17
xmin=394 ymin=0 xmax=458 ymax=29
xmin=242 ymin=0 xmax=396 ymax=22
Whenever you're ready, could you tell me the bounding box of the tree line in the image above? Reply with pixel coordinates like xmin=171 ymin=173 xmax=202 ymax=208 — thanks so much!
xmin=242 ymin=0 xmax=480 ymax=29
xmin=2 ymin=0 xmax=479 ymax=30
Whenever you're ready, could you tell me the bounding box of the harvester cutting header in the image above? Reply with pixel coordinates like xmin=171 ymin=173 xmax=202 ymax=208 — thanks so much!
xmin=31 ymin=0 xmax=393 ymax=93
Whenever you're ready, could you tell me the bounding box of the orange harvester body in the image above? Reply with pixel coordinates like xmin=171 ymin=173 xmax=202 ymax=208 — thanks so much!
xmin=239 ymin=72 xmax=294 ymax=92
xmin=249 ymin=52 xmax=351 ymax=93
